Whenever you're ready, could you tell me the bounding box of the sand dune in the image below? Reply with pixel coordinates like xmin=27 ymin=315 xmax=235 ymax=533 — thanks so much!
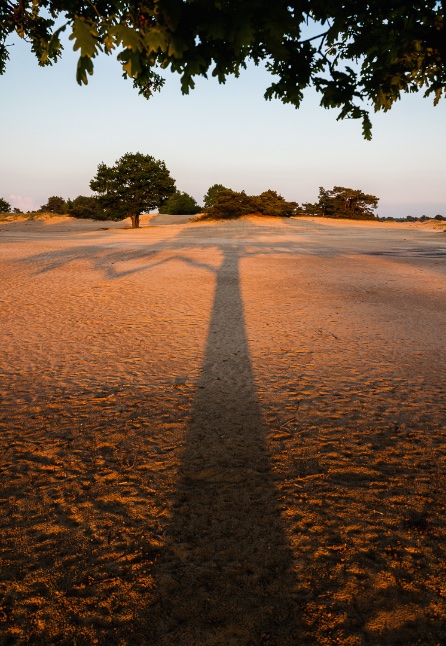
xmin=1 ymin=215 xmax=445 ymax=644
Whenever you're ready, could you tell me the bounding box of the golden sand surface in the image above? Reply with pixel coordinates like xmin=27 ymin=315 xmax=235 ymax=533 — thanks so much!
xmin=1 ymin=214 xmax=445 ymax=644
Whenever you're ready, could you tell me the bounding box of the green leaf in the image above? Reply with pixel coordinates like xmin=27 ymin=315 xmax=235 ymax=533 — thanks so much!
xmin=48 ymin=23 xmax=67 ymax=57
xmin=111 ymin=24 xmax=144 ymax=52
xmin=144 ymin=27 xmax=169 ymax=53
xmin=70 ymin=17 xmax=100 ymax=58
xmin=103 ymin=32 xmax=116 ymax=54
xmin=118 ymin=50 xmax=143 ymax=78
xmin=167 ymin=37 xmax=187 ymax=59
xmin=76 ymin=55 xmax=94 ymax=85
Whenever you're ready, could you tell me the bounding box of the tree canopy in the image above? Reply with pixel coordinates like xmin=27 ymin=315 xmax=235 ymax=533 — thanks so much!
xmin=2 ymin=1 xmax=445 ymax=137
xmin=304 ymin=186 xmax=379 ymax=220
xmin=90 ymin=152 xmax=176 ymax=227
xmin=66 ymin=195 xmax=105 ymax=219
xmin=0 ymin=197 xmax=11 ymax=213
xmin=203 ymin=184 xmax=230 ymax=209
xmin=161 ymin=190 xmax=201 ymax=215
xmin=254 ymin=190 xmax=298 ymax=218
xmin=39 ymin=195 xmax=67 ymax=214
xmin=202 ymin=188 xmax=298 ymax=219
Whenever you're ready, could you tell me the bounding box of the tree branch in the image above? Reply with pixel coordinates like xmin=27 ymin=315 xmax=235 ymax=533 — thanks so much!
xmin=298 ymin=31 xmax=329 ymax=45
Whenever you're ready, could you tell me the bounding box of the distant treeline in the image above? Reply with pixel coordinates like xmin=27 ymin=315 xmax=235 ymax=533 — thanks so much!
xmin=379 ymin=215 xmax=446 ymax=222
xmin=1 ymin=153 xmax=444 ymax=224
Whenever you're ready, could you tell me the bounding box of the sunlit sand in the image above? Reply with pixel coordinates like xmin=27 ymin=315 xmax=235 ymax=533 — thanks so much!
xmin=1 ymin=214 xmax=445 ymax=644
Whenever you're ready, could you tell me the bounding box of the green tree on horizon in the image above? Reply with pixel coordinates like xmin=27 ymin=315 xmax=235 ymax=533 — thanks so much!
xmin=310 ymin=186 xmax=379 ymax=220
xmin=203 ymin=188 xmax=298 ymax=219
xmin=90 ymin=152 xmax=176 ymax=228
xmin=39 ymin=196 xmax=67 ymax=214
xmin=66 ymin=195 xmax=106 ymax=220
xmin=0 ymin=197 xmax=11 ymax=213
xmin=203 ymin=189 xmax=254 ymax=219
xmin=161 ymin=191 xmax=201 ymax=215
xmin=254 ymin=190 xmax=298 ymax=217
xmin=203 ymin=184 xmax=230 ymax=209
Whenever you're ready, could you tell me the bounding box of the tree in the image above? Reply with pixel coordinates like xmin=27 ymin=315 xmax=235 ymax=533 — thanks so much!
xmin=90 ymin=152 xmax=176 ymax=228
xmin=203 ymin=184 xmax=230 ymax=209
xmin=0 ymin=197 xmax=11 ymax=213
xmin=66 ymin=195 xmax=106 ymax=219
xmin=203 ymin=189 xmax=255 ymax=220
xmin=161 ymin=191 xmax=201 ymax=215
xmin=252 ymin=190 xmax=298 ymax=217
xmin=315 ymin=186 xmax=379 ymax=220
xmin=3 ymin=2 xmax=445 ymax=137
xmin=203 ymin=188 xmax=300 ymax=219
xmin=39 ymin=196 xmax=67 ymax=213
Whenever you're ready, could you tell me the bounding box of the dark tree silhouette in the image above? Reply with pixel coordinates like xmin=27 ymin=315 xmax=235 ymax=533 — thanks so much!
xmin=2 ymin=1 xmax=446 ymax=137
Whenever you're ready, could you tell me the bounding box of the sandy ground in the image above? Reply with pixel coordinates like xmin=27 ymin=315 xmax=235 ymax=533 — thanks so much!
xmin=1 ymin=214 xmax=446 ymax=645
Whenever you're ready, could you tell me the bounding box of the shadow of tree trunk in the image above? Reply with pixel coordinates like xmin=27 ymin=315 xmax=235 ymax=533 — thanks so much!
xmin=142 ymin=247 xmax=303 ymax=644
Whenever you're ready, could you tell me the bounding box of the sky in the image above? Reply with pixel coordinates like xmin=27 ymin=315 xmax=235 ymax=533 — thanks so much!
xmin=1 ymin=32 xmax=446 ymax=217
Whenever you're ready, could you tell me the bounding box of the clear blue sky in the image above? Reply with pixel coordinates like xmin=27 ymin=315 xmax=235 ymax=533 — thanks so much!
xmin=1 ymin=33 xmax=445 ymax=217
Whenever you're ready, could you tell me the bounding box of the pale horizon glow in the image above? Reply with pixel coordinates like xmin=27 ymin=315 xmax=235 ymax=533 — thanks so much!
xmin=1 ymin=35 xmax=446 ymax=218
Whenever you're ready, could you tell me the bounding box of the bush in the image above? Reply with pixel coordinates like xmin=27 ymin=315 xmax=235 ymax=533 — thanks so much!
xmin=161 ymin=191 xmax=201 ymax=215
xmin=316 ymin=186 xmax=378 ymax=220
xmin=39 ymin=196 xmax=67 ymax=214
xmin=66 ymin=195 xmax=107 ymax=219
xmin=203 ymin=184 xmax=230 ymax=209
xmin=0 ymin=197 xmax=11 ymax=213
xmin=252 ymin=190 xmax=298 ymax=217
xmin=203 ymin=188 xmax=298 ymax=219
xmin=202 ymin=190 xmax=255 ymax=219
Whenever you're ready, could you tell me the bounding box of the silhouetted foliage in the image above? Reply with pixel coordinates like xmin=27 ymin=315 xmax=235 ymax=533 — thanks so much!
xmin=161 ymin=191 xmax=201 ymax=215
xmin=0 ymin=197 xmax=11 ymax=213
xmin=39 ymin=196 xmax=67 ymax=214
xmin=2 ymin=1 xmax=446 ymax=137
xmin=90 ymin=152 xmax=176 ymax=228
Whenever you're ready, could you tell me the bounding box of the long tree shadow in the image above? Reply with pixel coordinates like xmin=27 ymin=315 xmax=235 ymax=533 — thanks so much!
xmin=5 ymin=218 xmax=446 ymax=643
xmin=140 ymin=245 xmax=303 ymax=644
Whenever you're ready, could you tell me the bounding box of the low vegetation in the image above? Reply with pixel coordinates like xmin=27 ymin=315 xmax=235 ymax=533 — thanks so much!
xmin=0 ymin=197 xmax=11 ymax=213
xmin=201 ymin=188 xmax=298 ymax=220
xmin=3 ymin=156 xmax=444 ymax=224
xmin=161 ymin=191 xmax=201 ymax=215
xmin=302 ymin=186 xmax=379 ymax=220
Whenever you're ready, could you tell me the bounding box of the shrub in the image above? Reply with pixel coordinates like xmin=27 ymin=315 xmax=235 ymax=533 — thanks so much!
xmin=203 ymin=184 xmax=230 ymax=209
xmin=203 ymin=188 xmax=298 ymax=219
xmin=0 ymin=197 xmax=11 ymax=213
xmin=203 ymin=190 xmax=255 ymax=219
xmin=252 ymin=190 xmax=298 ymax=217
xmin=66 ymin=195 xmax=107 ymax=219
xmin=39 ymin=196 xmax=67 ymax=214
xmin=161 ymin=191 xmax=201 ymax=215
